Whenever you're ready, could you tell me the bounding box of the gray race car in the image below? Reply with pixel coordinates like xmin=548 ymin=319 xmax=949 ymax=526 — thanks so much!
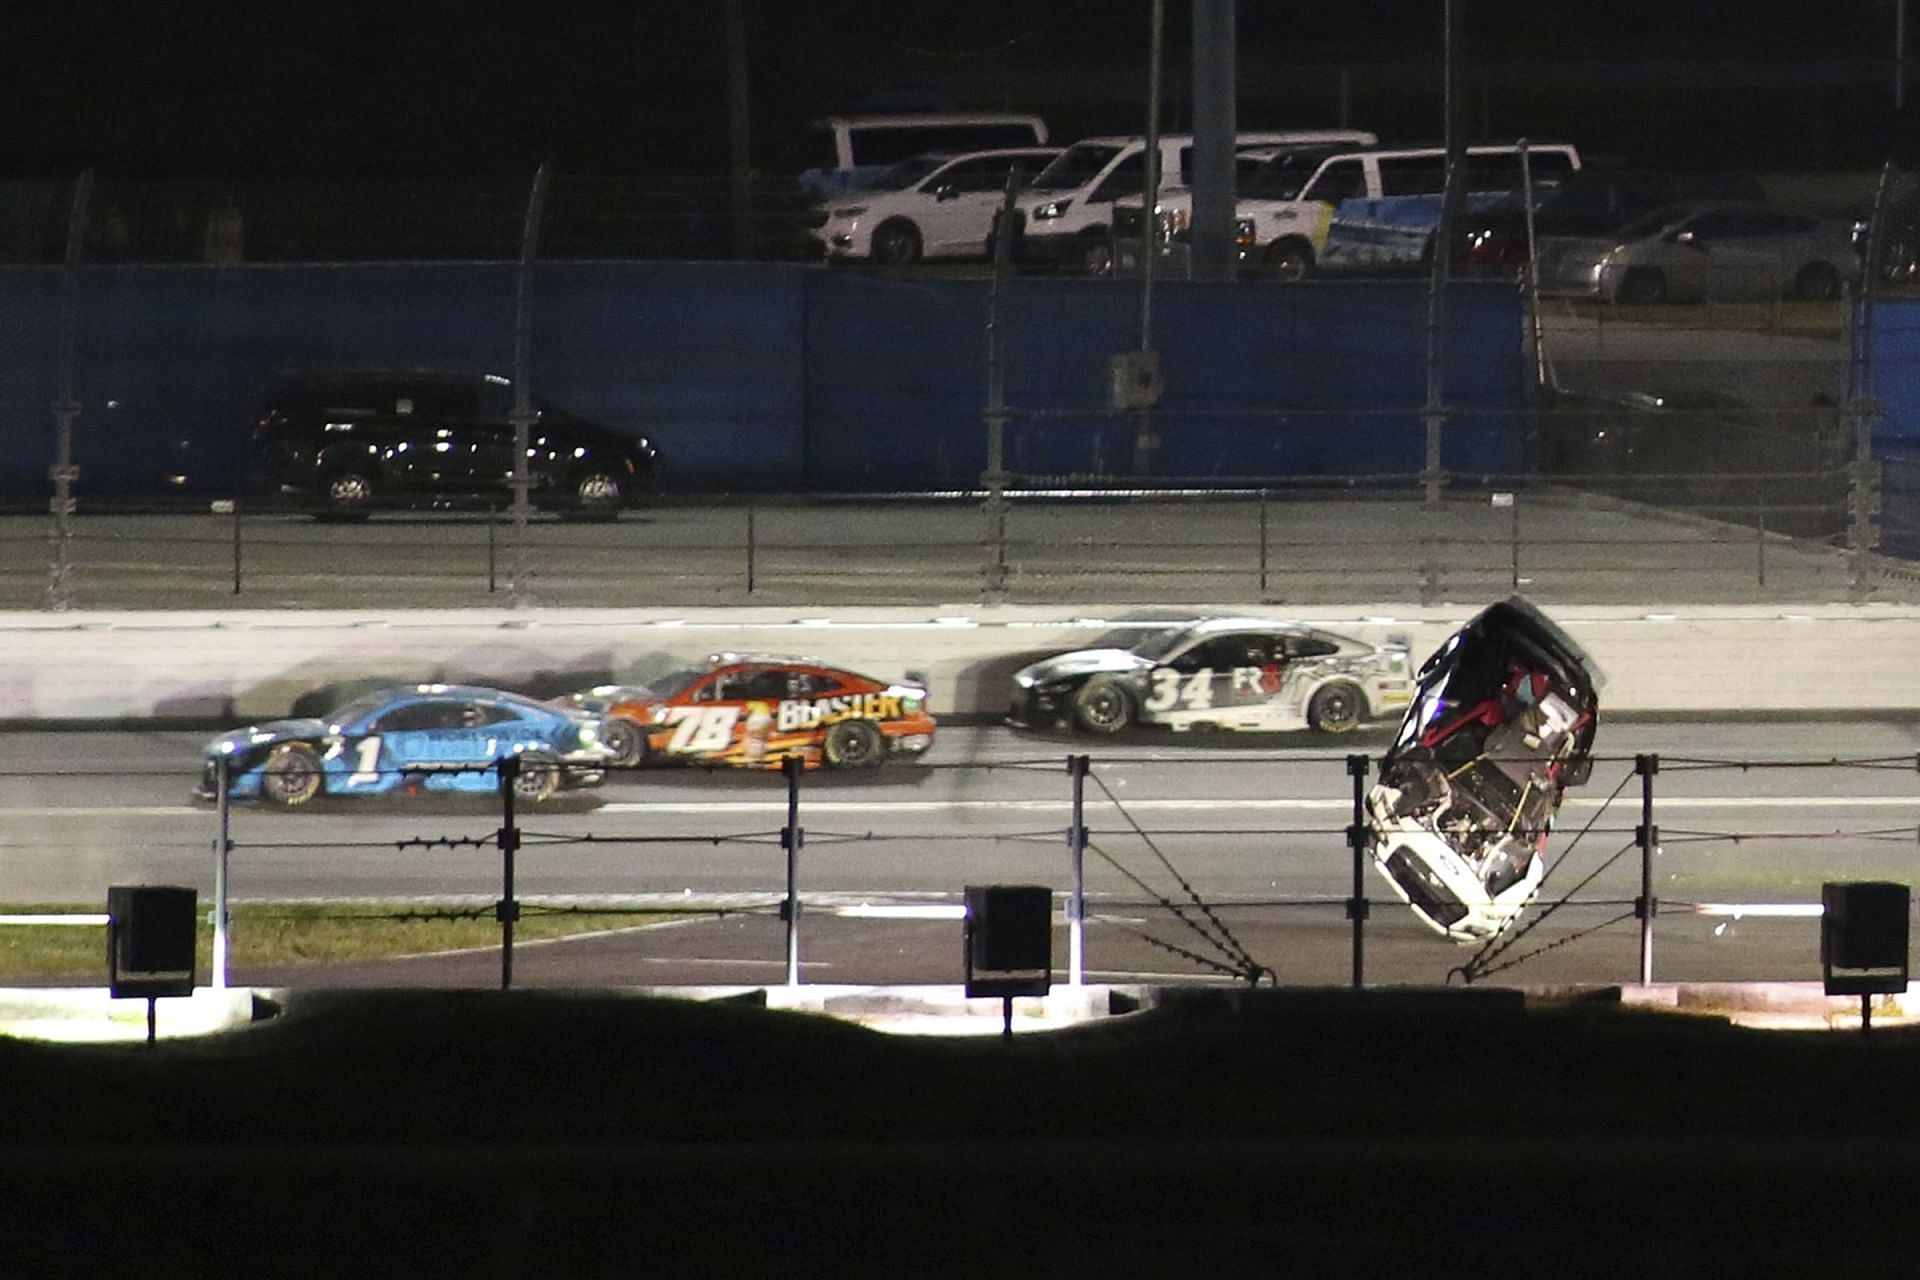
xmin=1007 ymin=617 xmax=1412 ymax=736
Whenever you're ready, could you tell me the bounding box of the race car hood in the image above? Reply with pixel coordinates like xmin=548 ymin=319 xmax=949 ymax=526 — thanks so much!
xmin=1015 ymin=648 xmax=1155 ymax=687
xmin=202 ymin=718 xmax=329 ymax=757
xmin=552 ymin=687 xmax=656 ymax=718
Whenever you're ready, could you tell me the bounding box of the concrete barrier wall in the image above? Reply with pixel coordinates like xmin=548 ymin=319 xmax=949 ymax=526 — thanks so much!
xmin=1 ymin=604 xmax=1914 ymax=723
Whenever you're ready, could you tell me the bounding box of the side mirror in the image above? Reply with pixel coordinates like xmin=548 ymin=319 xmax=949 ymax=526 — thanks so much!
xmin=1671 ymin=229 xmax=1706 ymax=250
xmin=932 ymin=184 xmax=959 ymax=202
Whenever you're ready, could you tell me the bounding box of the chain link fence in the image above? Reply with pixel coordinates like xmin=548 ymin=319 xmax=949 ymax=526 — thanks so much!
xmin=3 ymin=168 xmax=1917 ymax=608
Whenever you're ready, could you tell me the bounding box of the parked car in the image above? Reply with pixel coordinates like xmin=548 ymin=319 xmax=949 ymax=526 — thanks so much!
xmin=251 ymin=370 xmax=658 ymax=520
xmin=1367 ymin=597 xmax=1602 ymax=943
xmin=553 ymin=654 xmax=936 ymax=770
xmin=197 ymin=684 xmax=616 ymax=808
xmin=1539 ymin=384 xmax=1849 ymax=539
xmin=797 ymin=112 xmax=1049 ymax=199
xmin=1007 ymin=617 xmax=1412 ymax=736
xmin=1450 ymin=167 xmax=1768 ymax=276
xmin=997 ymin=129 xmax=1377 ymax=276
xmin=816 ymin=147 xmax=1062 ymax=264
xmin=1537 ymin=201 xmax=1859 ymax=303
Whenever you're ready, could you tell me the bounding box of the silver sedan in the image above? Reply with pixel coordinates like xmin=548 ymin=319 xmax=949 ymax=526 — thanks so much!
xmin=1538 ymin=201 xmax=1859 ymax=303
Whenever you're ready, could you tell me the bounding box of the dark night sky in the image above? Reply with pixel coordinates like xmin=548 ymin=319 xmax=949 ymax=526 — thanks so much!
xmin=4 ymin=0 xmax=1909 ymax=178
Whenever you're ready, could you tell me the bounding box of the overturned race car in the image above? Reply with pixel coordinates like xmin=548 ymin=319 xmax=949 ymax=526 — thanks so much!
xmin=1367 ymin=597 xmax=1602 ymax=943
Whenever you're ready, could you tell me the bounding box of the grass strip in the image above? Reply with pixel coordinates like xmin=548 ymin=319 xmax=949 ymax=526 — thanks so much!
xmin=0 ymin=902 xmax=671 ymax=980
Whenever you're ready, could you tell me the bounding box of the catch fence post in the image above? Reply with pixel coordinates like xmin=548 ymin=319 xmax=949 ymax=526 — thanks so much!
xmin=1635 ymin=753 xmax=1659 ymax=984
xmin=212 ymin=754 xmax=232 ymax=987
xmin=497 ymin=755 xmax=521 ymax=990
xmin=231 ymin=501 xmax=242 ymax=596
xmin=1756 ymin=499 xmax=1767 ymax=589
xmin=1257 ymin=488 xmax=1269 ymax=597
xmin=1509 ymin=493 xmax=1521 ymax=590
xmin=1067 ymin=753 xmax=1089 ymax=986
xmin=746 ymin=499 xmax=756 ymax=595
xmin=487 ymin=505 xmax=498 ymax=594
xmin=782 ymin=753 xmax=803 ymax=986
xmin=1346 ymin=753 xmax=1371 ymax=988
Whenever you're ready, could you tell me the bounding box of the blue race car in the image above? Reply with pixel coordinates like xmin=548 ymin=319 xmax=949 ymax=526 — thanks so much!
xmin=197 ymin=684 xmax=617 ymax=807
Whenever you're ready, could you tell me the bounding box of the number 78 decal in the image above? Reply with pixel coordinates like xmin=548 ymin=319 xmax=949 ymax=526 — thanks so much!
xmin=663 ymin=706 xmax=742 ymax=753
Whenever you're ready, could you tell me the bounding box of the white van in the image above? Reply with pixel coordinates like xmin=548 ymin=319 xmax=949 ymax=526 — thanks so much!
xmin=1004 ymin=129 xmax=1377 ymax=275
xmin=799 ymin=112 xmax=1049 ymax=198
xmin=1123 ymin=140 xmax=1581 ymax=278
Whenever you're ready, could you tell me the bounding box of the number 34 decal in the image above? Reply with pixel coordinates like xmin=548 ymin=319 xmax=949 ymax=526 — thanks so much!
xmin=1144 ymin=669 xmax=1214 ymax=712
xmin=1143 ymin=665 xmax=1284 ymax=712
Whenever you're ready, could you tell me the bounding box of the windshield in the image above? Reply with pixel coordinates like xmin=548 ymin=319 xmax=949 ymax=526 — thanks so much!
xmin=1241 ymin=149 xmax=1340 ymax=201
xmin=1616 ymin=204 xmax=1693 ymax=241
xmin=641 ymin=666 xmax=711 ymax=700
xmin=1030 ymin=143 xmax=1121 ymax=192
xmin=325 ymin=692 xmax=398 ymax=728
xmin=1076 ymin=623 xmax=1191 ymax=659
xmin=869 ymin=154 xmax=949 ymax=192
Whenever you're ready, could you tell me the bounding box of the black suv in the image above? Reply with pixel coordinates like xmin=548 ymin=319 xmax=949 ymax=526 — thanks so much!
xmin=251 ymin=370 xmax=658 ymax=520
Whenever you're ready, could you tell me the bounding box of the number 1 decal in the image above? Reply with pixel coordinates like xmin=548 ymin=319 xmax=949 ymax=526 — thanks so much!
xmin=349 ymin=736 xmax=383 ymax=785
xmin=663 ymin=706 xmax=742 ymax=754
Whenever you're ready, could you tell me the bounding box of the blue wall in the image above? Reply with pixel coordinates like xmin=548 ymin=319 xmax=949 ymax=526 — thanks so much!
xmin=1869 ymin=298 xmax=1920 ymax=558
xmin=0 ymin=262 xmax=1528 ymax=500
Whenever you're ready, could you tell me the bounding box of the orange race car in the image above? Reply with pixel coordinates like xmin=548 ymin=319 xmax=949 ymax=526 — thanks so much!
xmin=552 ymin=654 xmax=936 ymax=770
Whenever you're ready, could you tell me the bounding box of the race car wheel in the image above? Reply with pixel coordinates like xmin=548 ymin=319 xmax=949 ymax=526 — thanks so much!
xmin=512 ymin=755 xmax=560 ymax=803
xmin=601 ymin=717 xmax=648 ymax=769
xmin=1307 ymin=682 xmax=1366 ymax=734
xmin=316 ymin=469 xmax=375 ymax=522
xmin=871 ymin=220 xmax=923 ymax=266
xmin=822 ymin=719 xmax=885 ymax=768
xmin=261 ymin=742 xmax=323 ymax=808
xmin=1071 ymin=678 xmax=1133 ymax=735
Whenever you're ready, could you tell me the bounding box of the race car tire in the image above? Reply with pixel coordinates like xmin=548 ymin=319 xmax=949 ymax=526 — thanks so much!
xmin=314 ymin=468 xmax=376 ymax=522
xmin=871 ymin=220 xmax=923 ymax=266
xmin=822 ymin=719 xmax=885 ymax=768
xmin=1307 ymin=682 xmax=1367 ymax=734
xmin=513 ymin=755 xmax=560 ymax=803
xmin=601 ymin=717 xmax=648 ymax=769
xmin=261 ymin=742 xmax=324 ymax=808
xmin=1071 ymin=678 xmax=1133 ymax=734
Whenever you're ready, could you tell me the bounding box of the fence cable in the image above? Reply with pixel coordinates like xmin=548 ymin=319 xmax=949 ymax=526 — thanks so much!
xmin=1087 ymin=770 xmax=1269 ymax=983
xmin=1455 ymin=765 xmax=1638 ymax=981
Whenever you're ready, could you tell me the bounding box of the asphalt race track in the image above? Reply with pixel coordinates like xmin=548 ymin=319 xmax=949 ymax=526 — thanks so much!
xmin=0 ymin=717 xmax=1912 ymax=989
